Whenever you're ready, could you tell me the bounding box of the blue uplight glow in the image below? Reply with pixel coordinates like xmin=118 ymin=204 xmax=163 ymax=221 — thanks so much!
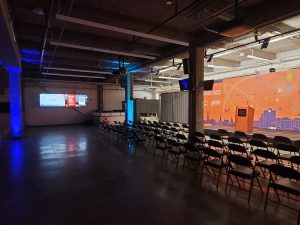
xmin=21 ymin=57 xmax=41 ymax=65
xmin=6 ymin=66 xmax=23 ymax=138
xmin=108 ymin=60 xmax=131 ymax=65
xmin=10 ymin=140 xmax=24 ymax=182
xmin=126 ymin=73 xmax=134 ymax=123
xmin=21 ymin=49 xmax=41 ymax=56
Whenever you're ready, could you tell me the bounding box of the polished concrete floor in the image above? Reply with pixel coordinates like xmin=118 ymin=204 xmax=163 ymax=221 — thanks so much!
xmin=0 ymin=125 xmax=297 ymax=225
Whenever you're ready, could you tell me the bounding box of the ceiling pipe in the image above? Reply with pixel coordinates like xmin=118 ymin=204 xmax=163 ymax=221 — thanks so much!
xmin=56 ymin=14 xmax=189 ymax=46
xmin=50 ymin=41 xmax=156 ymax=60
xmin=44 ymin=0 xmax=76 ymax=77
xmin=39 ymin=0 xmax=55 ymax=72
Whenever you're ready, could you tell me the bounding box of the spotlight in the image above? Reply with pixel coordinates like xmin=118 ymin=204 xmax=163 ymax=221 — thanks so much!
xmin=260 ymin=38 xmax=270 ymax=49
xmin=207 ymin=54 xmax=214 ymax=63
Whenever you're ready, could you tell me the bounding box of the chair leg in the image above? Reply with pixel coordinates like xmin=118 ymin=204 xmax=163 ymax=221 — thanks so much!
xmin=216 ymin=168 xmax=222 ymax=188
xmin=153 ymin=148 xmax=156 ymax=160
xmin=264 ymin=183 xmax=270 ymax=211
xmin=181 ymin=158 xmax=186 ymax=173
xmin=225 ymin=172 xmax=230 ymax=194
xmin=248 ymin=178 xmax=254 ymax=202
xmin=255 ymin=176 xmax=264 ymax=195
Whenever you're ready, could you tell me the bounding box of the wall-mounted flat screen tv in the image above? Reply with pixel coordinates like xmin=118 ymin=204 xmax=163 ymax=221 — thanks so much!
xmin=40 ymin=94 xmax=88 ymax=107
xmin=179 ymin=78 xmax=191 ymax=91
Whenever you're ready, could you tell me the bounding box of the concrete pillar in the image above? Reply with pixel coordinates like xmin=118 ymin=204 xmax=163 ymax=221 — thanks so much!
xmin=125 ymin=73 xmax=134 ymax=123
xmin=5 ymin=66 xmax=22 ymax=138
xmin=188 ymin=45 xmax=204 ymax=136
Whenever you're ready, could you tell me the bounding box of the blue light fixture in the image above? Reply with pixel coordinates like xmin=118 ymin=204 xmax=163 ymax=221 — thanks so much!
xmin=21 ymin=49 xmax=41 ymax=56
xmin=5 ymin=66 xmax=22 ymax=138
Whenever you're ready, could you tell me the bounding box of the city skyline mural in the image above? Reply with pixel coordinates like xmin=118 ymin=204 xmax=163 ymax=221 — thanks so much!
xmin=203 ymin=69 xmax=300 ymax=132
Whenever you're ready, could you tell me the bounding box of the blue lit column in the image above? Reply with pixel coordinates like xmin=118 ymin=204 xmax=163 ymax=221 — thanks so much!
xmin=5 ymin=66 xmax=23 ymax=138
xmin=125 ymin=73 xmax=134 ymax=123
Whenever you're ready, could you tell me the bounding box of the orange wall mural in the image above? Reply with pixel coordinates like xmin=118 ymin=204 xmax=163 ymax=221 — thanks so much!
xmin=203 ymin=69 xmax=300 ymax=132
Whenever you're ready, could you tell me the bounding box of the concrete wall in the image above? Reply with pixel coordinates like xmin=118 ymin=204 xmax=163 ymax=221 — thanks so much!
xmin=24 ymin=81 xmax=98 ymax=126
xmin=103 ymin=85 xmax=124 ymax=111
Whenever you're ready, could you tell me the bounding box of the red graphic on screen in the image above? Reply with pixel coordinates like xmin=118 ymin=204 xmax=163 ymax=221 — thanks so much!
xmin=66 ymin=94 xmax=76 ymax=107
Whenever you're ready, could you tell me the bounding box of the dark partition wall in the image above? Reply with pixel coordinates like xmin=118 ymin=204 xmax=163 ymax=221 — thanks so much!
xmin=160 ymin=92 xmax=188 ymax=124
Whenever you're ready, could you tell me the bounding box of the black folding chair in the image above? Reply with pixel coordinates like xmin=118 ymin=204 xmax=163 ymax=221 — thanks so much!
xmin=153 ymin=136 xmax=168 ymax=162
xmin=208 ymin=140 xmax=227 ymax=155
xmin=264 ymin=164 xmax=300 ymax=224
xmin=234 ymin=131 xmax=249 ymax=143
xmin=276 ymin=143 xmax=299 ymax=162
xmin=200 ymin=147 xmax=229 ymax=188
xmin=253 ymin=148 xmax=280 ymax=178
xmin=182 ymin=143 xmax=205 ymax=175
xmin=227 ymin=143 xmax=252 ymax=160
xmin=165 ymin=139 xmax=185 ymax=168
xmin=225 ymin=154 xmax=263 ymax=202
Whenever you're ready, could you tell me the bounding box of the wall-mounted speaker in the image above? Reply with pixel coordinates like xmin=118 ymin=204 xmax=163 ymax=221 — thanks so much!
xmin=182 ymin=58 xmax=190 ymax=75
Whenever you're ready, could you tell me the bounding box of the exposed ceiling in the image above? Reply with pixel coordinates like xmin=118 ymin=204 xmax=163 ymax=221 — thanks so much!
xmin=7 ymin=0 xmax=300 ymax=85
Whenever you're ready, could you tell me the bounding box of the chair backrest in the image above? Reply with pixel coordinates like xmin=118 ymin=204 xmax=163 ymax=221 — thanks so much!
xmin=176 ymin=133 xmax=187 ymax=141
xmin=252 ymin=133 xmax=268 ymax=142
xmin=171 ymin=127 xmax=178 ymax=133
xmin=190 ymin=136 xmax=205 ymax=145
xmin=182 ymin=124 xmax=188 ymax=128
xmin=173 ymin=123 xmax=180 ymax=127
xmin=228 ymin=136 xmax=243 ymax=145
xmin=209 ymin=133 xmax=222 ymax=141
xmin=194 ymin=131 xmax=204 ymax=137
xmin=167 ymin=138 xmax=180 ymax=147
xmin=249 ymin=139 xmax=268 ymax=149
xmin=208 ymin=140 xmax=224 ymax=149
xmin=155 ymin=135 xmax=165 ymax=143
xmin=218 ymin=129 xmax=229 ymax=136
xmin=227 ymin=154 xmax=253 ymax=168
xmin=290 ymin=156 xmax=300 ymax=166
xmin=269 ymin=164 xmax=300 ymax=180
xmin=228 ymin=143 xmax=247 ymax=154
xmin=202 ymin=147 xmax=222 ymax=158
xmin=234 ymin=131 xmax=248 ymax=139
xmin=294 ymin=140 xmax=300 ymax=150
xmin=253 ymin=149 xmax=278 ymax=160
xmin=276 ymin=143 xmax=298 ymax=153
xmin=184 ymin=142 xmax=199 ymax=152
xmin=274 ymin=135 xmax=293 ymax=145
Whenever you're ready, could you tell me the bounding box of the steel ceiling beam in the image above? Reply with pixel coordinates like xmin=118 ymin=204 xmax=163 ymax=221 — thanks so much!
xmin=50 ymin=41 xmax=156 ymax=60
xmin=56 ymin=14 xmax=189 ymax=46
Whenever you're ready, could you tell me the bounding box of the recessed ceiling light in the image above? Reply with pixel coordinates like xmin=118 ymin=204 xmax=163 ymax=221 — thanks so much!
xmin=166 ymin=1 xmax=173 ymax=6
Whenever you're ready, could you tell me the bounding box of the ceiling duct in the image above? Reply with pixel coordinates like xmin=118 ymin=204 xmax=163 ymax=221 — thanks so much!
xmin=218 ymin=18 xmax=253 ymax=37
xmin=216 ymin=0 xmax=253 ymax=37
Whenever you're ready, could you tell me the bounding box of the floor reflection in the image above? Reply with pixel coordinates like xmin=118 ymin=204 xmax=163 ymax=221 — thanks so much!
xmin=10 ymin=140 xmax=24 ymax=182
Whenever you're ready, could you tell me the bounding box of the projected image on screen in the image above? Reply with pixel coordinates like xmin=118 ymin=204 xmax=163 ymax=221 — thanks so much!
xmin=40 ymin=94 xmax=88 ymax=107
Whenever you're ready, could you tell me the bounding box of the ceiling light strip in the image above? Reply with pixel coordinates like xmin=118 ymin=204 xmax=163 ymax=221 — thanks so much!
xmin=50 ymin=41 xmax=156 ymax=60
xmin=43 ymin=66 xmax=112 ymax=74
xmin=42 ymin=72 xmax=106 ymax=79
xmin=56 ymin=14 xmax=189 ymax=46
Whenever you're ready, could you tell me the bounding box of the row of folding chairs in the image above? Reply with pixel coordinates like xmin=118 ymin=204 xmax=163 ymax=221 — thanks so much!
xmin=99 ymin=121 xmax=300 ymax=223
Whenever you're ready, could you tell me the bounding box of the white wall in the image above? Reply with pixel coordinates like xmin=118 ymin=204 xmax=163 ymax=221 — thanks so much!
xmin=24 ymin=81 xmax=98 ymax=126
xmin=133 ymin=90 xmax=158 ymax=99
xmin=103 ymin=85 xmax=124 ymax=111
xmin=102 ymin=85 xmax=159 ymax=111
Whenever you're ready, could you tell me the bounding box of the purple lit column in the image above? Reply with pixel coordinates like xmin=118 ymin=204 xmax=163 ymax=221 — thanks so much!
xmin=5 ymin=66 xmax=23 ymax=138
